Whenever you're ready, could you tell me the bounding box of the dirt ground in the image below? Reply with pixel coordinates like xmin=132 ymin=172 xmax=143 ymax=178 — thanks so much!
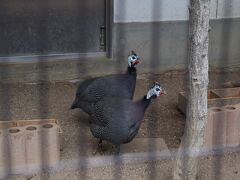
xmin=1 ymin=69 xmax=240 ymax=179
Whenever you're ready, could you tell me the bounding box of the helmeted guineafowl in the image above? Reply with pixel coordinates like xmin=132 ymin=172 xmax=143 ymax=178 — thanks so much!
xmin=70 ymin=51 xmax=140 ymax=114
xmin=89 ymin=83 xmax=166 ymax=154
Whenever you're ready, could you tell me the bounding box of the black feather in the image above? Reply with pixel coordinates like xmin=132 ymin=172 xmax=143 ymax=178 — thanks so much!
xmin=71 ymin=66 xmax=137 ymax=114
xmin=89 ymin=95 xmax=153 ymax=153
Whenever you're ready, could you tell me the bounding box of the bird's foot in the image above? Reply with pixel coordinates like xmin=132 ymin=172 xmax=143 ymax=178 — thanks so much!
xmin=92 ymin=140 xmax=103 ymax=155
xmin=114 ymin=145 xmax=120 ymax=155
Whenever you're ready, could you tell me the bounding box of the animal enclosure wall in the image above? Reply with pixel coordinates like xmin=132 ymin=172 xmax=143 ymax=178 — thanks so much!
xmin=114 ymin=0 xmax=240 ymax=22
xmin=0 ymin=0 xmax=239 ymax=78
xmin=112 ymin=18 xmax=240 ymax=72
xmin=112 ymin=0 xmax=240 ymax=70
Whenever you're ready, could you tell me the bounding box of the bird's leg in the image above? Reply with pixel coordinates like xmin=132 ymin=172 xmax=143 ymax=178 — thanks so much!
xmin=114 ymin=144 xmax=120 ymax=155
xmin=93 ymin=139 xmax=103 ymax=155
xmin=98 ymin=139 xmax=103 ymax=151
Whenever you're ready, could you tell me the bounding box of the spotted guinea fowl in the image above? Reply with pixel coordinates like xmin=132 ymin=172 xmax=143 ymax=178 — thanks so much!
xmin=70 ymin=51 xmax=140 ymax=114
xmin=89 ymin=83 xmax=166 ymax=154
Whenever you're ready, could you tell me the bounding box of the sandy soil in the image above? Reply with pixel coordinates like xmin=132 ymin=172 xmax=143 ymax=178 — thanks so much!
xmin=1 ymin=69 xmax=240 ymax=179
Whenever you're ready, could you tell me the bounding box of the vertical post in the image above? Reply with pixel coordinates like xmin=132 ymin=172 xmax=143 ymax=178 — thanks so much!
xmin=173 ymin=0 xmax=211 ymax=179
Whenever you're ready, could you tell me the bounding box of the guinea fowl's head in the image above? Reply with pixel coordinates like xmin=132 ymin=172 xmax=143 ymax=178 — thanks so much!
xmin=128 ymin=50 xmax=140 ymax=68
xmin=146 ymin=82 xmax=166 ymax=99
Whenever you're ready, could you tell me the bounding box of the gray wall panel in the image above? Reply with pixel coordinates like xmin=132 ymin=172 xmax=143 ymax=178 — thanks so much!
xmin=113 ymin=18 xmax=240 ymax=71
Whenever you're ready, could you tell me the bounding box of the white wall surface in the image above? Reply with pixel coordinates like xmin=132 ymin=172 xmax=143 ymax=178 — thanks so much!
xmin=114 ymin=0 xmax=240 ymax=23
xmin=217 ymin=0 xmax=240 ymax=18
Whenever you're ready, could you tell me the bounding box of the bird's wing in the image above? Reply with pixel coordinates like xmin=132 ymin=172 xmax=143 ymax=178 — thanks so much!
xmin=80 ymin=74 xmax=134 ymax=101
xmin=90 ymin=98 xmax=131 ymax=127
xmin=90 ymin=100 xmax=110 ymax=126
xmin=76 ymin=77 xmax=99 ymax=97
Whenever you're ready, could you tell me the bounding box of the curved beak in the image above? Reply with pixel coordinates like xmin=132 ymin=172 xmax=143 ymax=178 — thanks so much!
xmin=133 ymin=59 xmax=140 ymax=65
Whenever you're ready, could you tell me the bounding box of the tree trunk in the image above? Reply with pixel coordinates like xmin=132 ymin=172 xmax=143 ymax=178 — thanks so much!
xmin=172 ymin=0 xmax=210 ymax=180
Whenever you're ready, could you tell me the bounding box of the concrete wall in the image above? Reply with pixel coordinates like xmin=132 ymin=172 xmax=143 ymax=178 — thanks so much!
xmin=0 ymin=0 xmax=240 ymax=82
xmin=217 ymin=0 xmax=240 ymax=18
xmin=112 ymin=0 xmax=240 ymax=71
xmin=112 ymin=18 xmax=240 ymax=71
xmin=114 ymin=0 xmax=240 ymax=22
